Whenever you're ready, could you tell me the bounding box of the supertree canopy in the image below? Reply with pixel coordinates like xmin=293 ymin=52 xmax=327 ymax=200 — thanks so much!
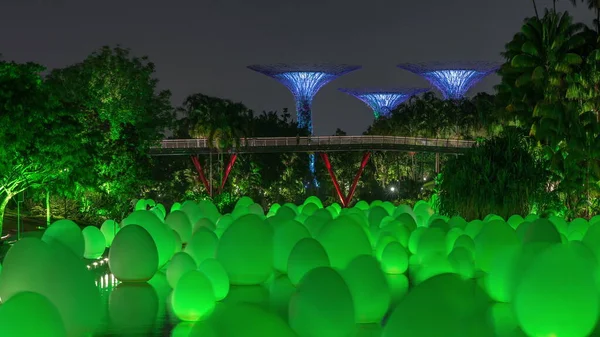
xmin=338 ymin=87 xmax=430 ymax=119
xmin=397 ymin=62 xmax=500 ymax=100
xmin=247 ymin=64 xmax=362 ymax=134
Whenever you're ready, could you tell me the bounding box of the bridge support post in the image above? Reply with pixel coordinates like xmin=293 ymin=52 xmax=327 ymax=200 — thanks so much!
xmin=191 ymin=154 xmax=239 ymax=197
xmin=320 ymin=153 xmax=346 ymax=206
xmin=345 ymin=152 xmax=371 ymax=206
xmin=219 ymin=154 xmax=238 ymax=193
xmin=191 ymin=156 xmax=212 ymax=196
xmin=319 ymin=152 xmax=371 ymax=208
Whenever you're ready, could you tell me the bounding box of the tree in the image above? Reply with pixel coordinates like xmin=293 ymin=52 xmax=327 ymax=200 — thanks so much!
xmin=497 ymin=10 xmax=600 ymax=216
xmin=178 ymin=93 xmax=252 ymax=150
xmin=0 ymin=61 xmax=85 ymax=234
xmin=436 ymin=128 xmax=555 ymax=220
xmin=47 ymin=46 xmax=174 ymax=219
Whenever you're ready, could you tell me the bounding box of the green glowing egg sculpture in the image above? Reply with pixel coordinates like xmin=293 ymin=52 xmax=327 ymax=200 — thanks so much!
xmin=368 ymin=206 xmax=390 ymax=228
xmin=303 ymin=211 xmax=331 ymax=237
xmin=172 ymin=270 xmax=216 ymax=321
xmin=108 ymin=282 xmax=158 ymax=336
xmin=289 ymin=267 xmax=356 ymax=337
xmin=82 ymin=226 xmax=106 ymax=259
xmin=382 ymin=273 xmax=492 ymax=337
xmin=193 ymin=218 xmax=216 ymax=234
xmin=447 ymin=215 xmax=468 ymax=230
xmin=522 ymin=218 xmax=561 ymax=245
xmin=304 ymin=195 xmax=323 ymax=208
xmin=396 ymin=212 xmax=417 ymax=232
xmin=180 ymin=201 xmax=204 ymax=227
xmin=464 ymin=219 xmax=484 ymax=239
xmin=231 ymin=206 xmax=249 ymax=220
xmin=474 ymin=220 xmax=518 ymax=272
xmin=0 ymin=238 xmax=102 ymax=337
xmin=0 ymin=291 xmax=66 ymax=337
xmin=199 ymin=258 xmax=230 ymax=301
xmin=152 ymin=206 xmax=166 ymax=221
xmin=236 ymin=196 xmax=255 ymax=209
xmin=513 ymin=243 xmax=598 ymax=337
xmin=100 ymin=220 xmax=120 ymax=247
xmin=198 ymin=200 xmax=221 ymax=224
xmin=447 ymin=247 xmax=475 ymax=279
xmin=445 ymin=227 xmax=463 ymax=254
xmin=393 ymin=203 xmax=415 ymax=217
xmin=248 ymin=203 xmax=265 ymax=217
xmin=453 ymin=234 xmax=475 ymax=253
xmin=172 ymin=230 xmax=182 ymax=254
xmin=416 ymin=227 xmax=446 ymax=258
xmin=109 ymin=225 xmax=159 ymax=282
xmin=216 ymin=214 xmax=273 ymax=285
xmin=301 ymin=202 xmax=319 ymax=216
xmin=317 ymin=217 xmax=372 ymax=269
xmin=483 ymin=245 xmax=521 ymax=303
xmin=123 ymin=210 xmax=175 ymax=268
xmin=287 ymin=238 xmax=330 ymax=286
xmin=354 ymin=200 xmax=369 ymax=210
xmin=216 ymin=214 xmax=234 ymax=230
xmin=342 ymin=255 xmax=390 ymax=323
xmin=167 ymin=252 xmax=197 ymax=288
xmin=375 ymin=234 xmax=398 ymax=261
xmin=275 ymin=205 xmax=297 ymax=221
xmin=381 ymin=241 xmax=408 ymax=274
xmin=171 ymin=202 xmax=182 ymax=212
xmin=208 ymin=302 xmax=297 ymax=337
xmin=185 ymin=227 xmax=219 ymax=267
xmin=42 ymin=219 xmax=85 ymax=258
xmin=273 ymin=220 xmax=311 ymax=273
xmin=165 ymin=210 xmax=193 ymax=244
xmin=267 ymin=203 xmax=281 ymax=217
xmin=408 ymin=227 xmax=427 ymax=255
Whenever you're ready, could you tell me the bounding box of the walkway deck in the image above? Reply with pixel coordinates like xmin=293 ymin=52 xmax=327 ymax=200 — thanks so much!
xmin=150 ymin=135 xmax=476 ymax=155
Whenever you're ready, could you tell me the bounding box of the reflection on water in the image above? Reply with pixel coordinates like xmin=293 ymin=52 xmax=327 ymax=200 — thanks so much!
xmin=88 ymin=264 xmax=412 ymax=336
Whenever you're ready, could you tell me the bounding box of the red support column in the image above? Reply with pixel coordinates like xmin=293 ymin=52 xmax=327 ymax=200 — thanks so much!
xmin=344 ymin=152 xmax=371 ymax=206
xmin=320 ymin=153 xmax=347 ymax=207
xmin=219 ymin=154 xmax=238 ymax=192
xmin=191 ymin=156 xmax=212 ymax=196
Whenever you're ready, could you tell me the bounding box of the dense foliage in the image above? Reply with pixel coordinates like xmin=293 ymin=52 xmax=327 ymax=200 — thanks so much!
xmin=436 ymin=128 xmax=555 ymax=220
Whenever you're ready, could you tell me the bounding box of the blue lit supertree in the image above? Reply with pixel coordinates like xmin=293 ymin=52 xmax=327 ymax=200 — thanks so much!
xmin=397 ymin=62 xmax=500 ymax=100
xmin=338 ymin=87 xmax=430 ymax=119
xmin=248 ymin=64 xmax=361 ymax=179
xmin=247 ymin=64 xmax=362 ymax=134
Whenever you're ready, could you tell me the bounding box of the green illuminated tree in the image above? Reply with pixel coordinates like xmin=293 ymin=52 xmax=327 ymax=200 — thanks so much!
xmin=497 ymin=10 xmax=600 ymax=216
xmin=47 ymin=46 xmax=174 ymax=218
xmin=437 ymin=128 xmax=554 ymax=220
xmin=0 ymin=61 xmax=85 ymax=234
xmin=177 ymin=93 xmax=251 ymax=150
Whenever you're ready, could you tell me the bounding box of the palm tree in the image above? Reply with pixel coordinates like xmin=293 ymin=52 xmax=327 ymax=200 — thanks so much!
xmin=532 ymin=0 xmax=539 ymax=18
xmin=497 ymin=10 xmax=587 ymax=142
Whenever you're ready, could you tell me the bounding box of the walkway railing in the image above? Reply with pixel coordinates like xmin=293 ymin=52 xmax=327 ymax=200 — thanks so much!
xmin=154 ymin=135 xmax=476 ymax=150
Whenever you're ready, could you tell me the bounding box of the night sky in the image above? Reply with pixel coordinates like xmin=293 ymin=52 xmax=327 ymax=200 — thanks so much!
xmin=0 ymin=0 xmax=595 ymax=136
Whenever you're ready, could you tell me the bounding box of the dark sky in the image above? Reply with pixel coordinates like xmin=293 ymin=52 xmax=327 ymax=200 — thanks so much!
xmin=0 ymin=0 xmax=595 ymax=136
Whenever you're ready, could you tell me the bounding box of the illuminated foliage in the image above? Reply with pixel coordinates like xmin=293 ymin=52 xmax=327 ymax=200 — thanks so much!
xmin=0 ymin=61 xmax=84 ymax=234
xmin=47 ymin=46 xmax=174 ymax=218
xmin=436 ymin=128 xmax=554 ymax=220
xmin=497 ymin=10 xmax=600 ymax=217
